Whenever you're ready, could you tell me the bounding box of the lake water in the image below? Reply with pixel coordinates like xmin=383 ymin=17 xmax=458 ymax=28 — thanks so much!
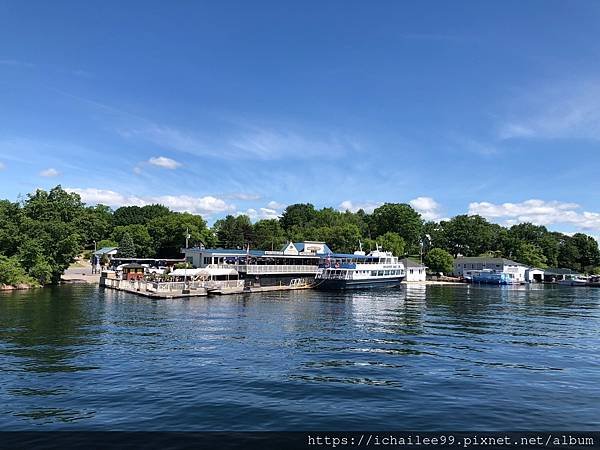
xmin=0 ymin=284 xmax=599 ymax=431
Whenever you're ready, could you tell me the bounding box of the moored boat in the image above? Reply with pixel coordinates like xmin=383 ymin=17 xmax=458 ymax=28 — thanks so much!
xmin=471 ymin=269 xmax=520 ymax=285
xmin=558 ymin=275 xmax=589 ymax=286
xmin=314 ymin=246 xmax=405 ymax=290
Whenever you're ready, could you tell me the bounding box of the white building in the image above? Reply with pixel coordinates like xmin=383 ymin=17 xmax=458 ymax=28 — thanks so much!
xmin=402 ymin=258 xmax=427 ymax=282
xmin=453 ymin=257 xmax=528 ymax=283
xmin=525 ymin=268 xmax=545 ymax=283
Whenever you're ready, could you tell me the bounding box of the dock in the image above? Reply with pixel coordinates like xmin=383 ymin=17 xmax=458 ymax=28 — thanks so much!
xmin=100 ymin=274 xmax=314 ymax=298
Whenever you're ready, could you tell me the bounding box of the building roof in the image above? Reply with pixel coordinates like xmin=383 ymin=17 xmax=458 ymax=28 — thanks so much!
xmin=184 ymin=243 xmax=333 ymax=258
xmin=281 ymin=241 xmax=333 ymax=255
xmin=454 ymin=256 xmax=524 ymax=266
xmin=94 ymin=247 xmax=118 ymax=256
xmin=122 ymin=263 xmax=145 ymax=269
xmin=544 ymin=268 xmax=581 ymax=275
xmin=402 ymin=258 xmax=427 ymax=268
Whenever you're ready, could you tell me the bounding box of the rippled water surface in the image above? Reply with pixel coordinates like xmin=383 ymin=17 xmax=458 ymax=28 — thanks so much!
xmin=1 ymin=284 xmax=599 ymax=430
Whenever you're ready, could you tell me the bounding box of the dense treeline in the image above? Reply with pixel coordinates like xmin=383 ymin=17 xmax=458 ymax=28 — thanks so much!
xmin=1 ymin=186 xmax=599 ymax=286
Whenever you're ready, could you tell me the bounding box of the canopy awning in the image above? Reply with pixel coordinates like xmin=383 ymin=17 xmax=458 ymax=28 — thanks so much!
xmin=168 ymin=268 xmax=204 ymax=277
xmin=199 ymin=268 xmax=239 ymax=277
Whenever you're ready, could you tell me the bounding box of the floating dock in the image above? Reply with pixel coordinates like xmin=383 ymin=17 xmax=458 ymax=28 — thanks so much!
xmin=100 ymin=274 xmax=314 ymax=298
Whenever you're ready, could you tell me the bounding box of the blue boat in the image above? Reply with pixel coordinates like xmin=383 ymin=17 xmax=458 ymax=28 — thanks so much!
xmin=471 ymin=269 xmax=518 ymax=285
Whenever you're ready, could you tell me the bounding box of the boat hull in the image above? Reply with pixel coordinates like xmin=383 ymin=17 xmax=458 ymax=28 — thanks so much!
xmin=315 ymin=276 xmax=404 ymax=291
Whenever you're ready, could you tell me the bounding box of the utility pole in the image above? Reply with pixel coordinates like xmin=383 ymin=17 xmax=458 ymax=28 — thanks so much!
xmin=183 ymin=227 xmax=191 ymax=293
xmin=93 ymin=240 xmax=97 ymax=274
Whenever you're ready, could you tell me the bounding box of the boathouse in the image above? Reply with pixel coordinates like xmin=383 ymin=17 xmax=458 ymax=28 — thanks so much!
xmin=402 ymin=258 xmax=427 ymax=282
xmin=453 ymin=257 xmax=528 ymax=283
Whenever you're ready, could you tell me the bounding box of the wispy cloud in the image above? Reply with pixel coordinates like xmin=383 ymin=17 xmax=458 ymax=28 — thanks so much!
xmin=0 ymin=161 xmax=5 ymax=170
xmin=498 ymin=80 xmax=600 ymax=141
xmin=227 ymin=192 xmax=262 ymax=201
xmin=0 ymin=59 xmax=35 ymax=68
xmin=40 ymin=168 xmax=60 ymax=177
xmin=148 ymin=156 xmax=181 ymax=169
xmin=66 ymin=187 xmax=235 ymax=216
xmin=120 ymin=122 xmax=361 ymax=161
xmin=469 ymin=199 xmax=600 ymax=232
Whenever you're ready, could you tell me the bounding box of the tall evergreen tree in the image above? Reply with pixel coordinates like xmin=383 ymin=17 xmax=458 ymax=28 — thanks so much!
xmin=118 ymin=232 xmax=136 ymax=258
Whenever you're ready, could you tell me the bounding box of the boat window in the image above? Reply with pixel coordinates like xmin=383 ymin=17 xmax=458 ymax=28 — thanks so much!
xmin=377 ymin=271 xmax=384 ymax=276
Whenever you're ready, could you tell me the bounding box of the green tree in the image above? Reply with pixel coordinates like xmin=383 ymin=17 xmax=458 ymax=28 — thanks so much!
xmin=376 ymin=232 xmax=405 ymax=257
xmin=253 ymin=219 xmax=287 ymax=250
xmin=118 ymin=232 xmax=136 ymax=258
xmin=280 ymin=203 xmax=317 ymax=231
xmin=148 ymin=212 xmax=214 ymax=257
xmin=97 ymin=239 xmax=118 ymax=249
xmin=424 ymin=248 xmax=454 ymax=274
xmin=111 ymin=224 xmax=154 ymax=257
xmin=76 ymin=204 xmax=113 ymax=247
xmin=315 ymin=224 xmax=362 ymax=254
xmin=571 ymin=233 xmax=600 ymax=272
xmin=113 ymin=204 xmax=171 ymax=227
xmin=440 ymin=215 xmax=495 ymax=257
xmin=557 ymin=236 xmax=580 ymax=270
xmin=514 ymin=242 xmax=548 ymax=268
xmin=19 ymin=186 xmax=84 ymax=283
xmin=0 ymin=200 xmax=22 ymax=257
xmin=371 ymin=203 xmax=423 ymax=253
xmin=213 ymin=215 xmax=254 ymax=249
xmin=0 ymin=256 xmax=38 ymax=286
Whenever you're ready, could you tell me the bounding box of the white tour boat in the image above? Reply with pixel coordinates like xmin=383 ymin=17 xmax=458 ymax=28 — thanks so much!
xmin=314 ymin=246 xmax=405 ymax=290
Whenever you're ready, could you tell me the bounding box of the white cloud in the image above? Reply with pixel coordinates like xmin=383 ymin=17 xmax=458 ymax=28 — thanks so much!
xmin=66 ymin=187 xmax=235 ymax=216
xmin=40 ymin=168 xmax=60 ymax=177
xmin=236 ymin=201 xmax=284 ymax=221
xmin=468 ymin=199 xmax=600 ymax=232
xmin=338 ymin=200 xmax=383 ymax=213
xmin=498 ymin=80 xmax=600 ymax=141
xmin=266 ymin=200 xmax=285 ymax=210
xmin=0 ymin=161 xmax=5 ymax=170
xmin=409 ymin=196 xmax=443 ymax=221
xmin=148 ymin=156 xmax=181 ymax=169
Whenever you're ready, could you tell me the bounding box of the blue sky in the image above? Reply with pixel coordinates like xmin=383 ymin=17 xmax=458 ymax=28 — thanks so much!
xmin=1 ymin=0 xmax=600 ymax=233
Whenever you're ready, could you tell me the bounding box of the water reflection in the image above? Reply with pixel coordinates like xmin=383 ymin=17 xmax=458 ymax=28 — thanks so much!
xmin=0 ymin=284 xmax=599 ymax=430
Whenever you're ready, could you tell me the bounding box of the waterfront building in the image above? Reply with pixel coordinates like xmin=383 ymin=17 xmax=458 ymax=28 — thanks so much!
xmin=182 ymin=241 xmax=334 ymax=287
xmin=525 ymin=268 xmax=545 ymax=283
xmin=402 ymin=258 xmax=427 ymax=282
xmin=122 ymin=263 xmax=146 ymax=281
xmin=92 ymin=247 xmax=119 ymax=272
xmin=453 ymin=257 xmax=528 ymax=283
xmin=543 ymin=268 xmax=583 ymax=283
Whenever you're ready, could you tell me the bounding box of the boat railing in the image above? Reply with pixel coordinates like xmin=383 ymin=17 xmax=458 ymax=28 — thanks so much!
xmin=205 ymin=263 xmax=318 ymax=274
xmin=245 ymin=264 xmax=318 ymax=275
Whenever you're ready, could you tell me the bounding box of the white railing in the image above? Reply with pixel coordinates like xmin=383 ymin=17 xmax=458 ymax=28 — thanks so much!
xmin=205 ymin=263 xmax=318 ymax=275
xmin=205 ymin=280 xmax=245 ymax=289
xmin=102 ymin=278 xmax=206 ymax=293
xmin=245 ymin=265 xmax=318 ymax=275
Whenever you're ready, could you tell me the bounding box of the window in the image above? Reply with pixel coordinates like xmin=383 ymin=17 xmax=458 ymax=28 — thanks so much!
xmin=410 ymin=269 xmax=414 ymax=274
xmin=371 ymin=271 xmax=377 ymax=276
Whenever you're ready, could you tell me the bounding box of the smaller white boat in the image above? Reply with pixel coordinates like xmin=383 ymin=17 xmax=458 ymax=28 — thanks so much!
xmin=558 ymin=275 xmax=588 ymax=286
